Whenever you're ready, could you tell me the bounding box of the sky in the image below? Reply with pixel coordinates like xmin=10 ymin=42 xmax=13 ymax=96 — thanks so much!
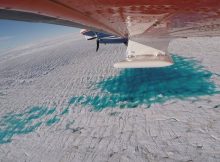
xmin=0 ymin=20 xmax=79 ymax=53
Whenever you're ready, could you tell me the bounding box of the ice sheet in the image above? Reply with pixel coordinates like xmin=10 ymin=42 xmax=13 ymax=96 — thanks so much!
xmin=0 ymin=35 xmax=220 ymax=162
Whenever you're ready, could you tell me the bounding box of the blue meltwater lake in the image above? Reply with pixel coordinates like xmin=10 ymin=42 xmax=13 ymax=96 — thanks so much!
xmin=0 ymin=106 xmax=66 ymax=144
xmin=69 ymin=55 xmax=220 ymax=111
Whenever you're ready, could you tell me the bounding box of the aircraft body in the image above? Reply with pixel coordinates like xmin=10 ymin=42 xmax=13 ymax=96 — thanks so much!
xmin=1 ymin=0 xmax=220 ymax=68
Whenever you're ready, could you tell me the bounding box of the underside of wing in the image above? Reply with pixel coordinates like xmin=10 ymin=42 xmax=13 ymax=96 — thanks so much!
xmin=1 ymin=0 xmax=220 ymax=68
xmin=1 ymin=0 xmax=220 ymax=38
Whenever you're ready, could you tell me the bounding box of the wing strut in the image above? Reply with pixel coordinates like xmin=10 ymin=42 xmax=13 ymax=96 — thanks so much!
xmin=96 ymin=39 xmax=100 ymax=52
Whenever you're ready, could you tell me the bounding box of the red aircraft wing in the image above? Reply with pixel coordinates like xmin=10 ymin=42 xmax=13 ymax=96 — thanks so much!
xmin=1 ymin=0 xmax=220 ymax=38
xmin=1 ymin=0 xmax=220 ymax=68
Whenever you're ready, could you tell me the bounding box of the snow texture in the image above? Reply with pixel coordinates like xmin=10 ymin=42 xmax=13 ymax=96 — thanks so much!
xmin=0 ymin=34 xmax=220 ymax=162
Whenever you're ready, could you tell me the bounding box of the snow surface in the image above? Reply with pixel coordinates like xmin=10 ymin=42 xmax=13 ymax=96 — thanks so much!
xmin=0 ymin=34 xmax=220 ymax=162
